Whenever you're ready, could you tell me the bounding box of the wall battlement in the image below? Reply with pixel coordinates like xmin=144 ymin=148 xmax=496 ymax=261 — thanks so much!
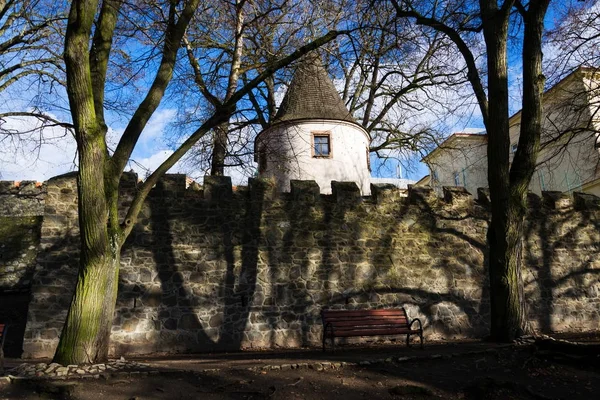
xmin=0 ymin=180 xmax=45 ymax=217
xmin=1 ymin=173 xmax=599 ymax=359
xmin=3 ymin=172 xmax=599 ymax=213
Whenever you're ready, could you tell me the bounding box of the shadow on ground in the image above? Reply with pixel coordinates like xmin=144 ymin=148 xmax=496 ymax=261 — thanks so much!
xmin=2 ymin=345 xmax=600 ymax=400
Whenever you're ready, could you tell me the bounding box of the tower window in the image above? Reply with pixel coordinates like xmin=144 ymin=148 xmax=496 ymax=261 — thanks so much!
xmin=312 ymin=132 xmax=331 ymax=158
xmin=453 ymin=171 xmax=461 ymax=186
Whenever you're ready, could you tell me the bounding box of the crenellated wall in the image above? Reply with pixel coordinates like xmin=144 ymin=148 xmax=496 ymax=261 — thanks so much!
xmin=1 ymin=173 xmax=599 ymax=358
xmin=0 ymin=180 xmax=45 ymax=356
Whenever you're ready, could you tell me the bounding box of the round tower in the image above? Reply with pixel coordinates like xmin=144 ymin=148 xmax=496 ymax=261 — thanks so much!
xmin=255 ymin=53 xmax=371 ymax=195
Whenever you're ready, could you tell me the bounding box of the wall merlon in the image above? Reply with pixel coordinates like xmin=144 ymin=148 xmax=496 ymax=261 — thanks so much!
xmin=331 ymin=181 xmax=361 ymax=205
xmin=249 ymin=177 xmax=277 ymax=201
xmin=443 ymin=186 xmax=473 ymax=207
xmin=154 ymin=174 xmax=187 ymax=196
xmin=290 ymin=180 xmax=320 ymax=203
xmin=476 ymin=188 xmax=490 ymax=206
xmin=573 ymin=191 xmax=600 ymax=210
xmin=120 ymin=171 xmax=139 ymax=189
xmin=203 ymin=175 xmax=233 ymax=202
xmin=408 ymin=185 xmax=437 ymax=206
xmin=542 ymin=191 xmax=573 ymax=210
xmin=370 ymin=183 xmax=400 ymax=204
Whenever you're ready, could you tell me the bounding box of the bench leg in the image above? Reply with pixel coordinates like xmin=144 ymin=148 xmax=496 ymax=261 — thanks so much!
xmin=420 ymin=331 xmax=424 ymax=349
xmin=406 ymin=333 xmax=411 ymax=348
xmin=0 ymin=348 xmax=4 ymax=374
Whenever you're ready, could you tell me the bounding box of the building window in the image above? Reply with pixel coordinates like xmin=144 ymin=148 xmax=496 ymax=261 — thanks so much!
xmin=312 ymin=132 xmax=331 ymax=158
xmin=511 ymin=143 xmax=518 ymax=153
xmin=453 ymin=171 xmax=460 ymax=186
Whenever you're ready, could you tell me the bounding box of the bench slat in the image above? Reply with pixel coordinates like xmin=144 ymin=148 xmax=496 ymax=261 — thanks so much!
xmin=324 ymin=318 xmax=408 ymax=327
xmin=324 ymin=313 xmax=407 ymax=319
xmin=327 ymin=328 xmax=420 ymax=337
xmin=322 ymin=310 xmax=406 ymax=318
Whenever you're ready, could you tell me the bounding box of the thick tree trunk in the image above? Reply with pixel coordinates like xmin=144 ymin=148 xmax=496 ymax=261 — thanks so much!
xmin=488 ymin=211 xmax=528 ymax=341
xmin=53 ymin=250 xmax=120 ymax=364
xmin=210 ymin=122 xmax=228 ymax=176
xmin=481 ymin=1 xmax=528 ymax=341
xmin=53 ymin=134 xmax=121 ymax=365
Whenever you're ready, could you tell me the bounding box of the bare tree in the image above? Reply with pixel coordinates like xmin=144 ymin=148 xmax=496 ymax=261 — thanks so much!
xmin=0 ymin=0 xmax=68 ymax=134
xmin=165 ymin=0 xmax=355 ymax=179
xmin=327 ymin=3 xmax=473 ymax=173
xmin=54 ymin=0 xmax=346 ymax=365
xmin=390 ymin=0 xmax=551 ymax=341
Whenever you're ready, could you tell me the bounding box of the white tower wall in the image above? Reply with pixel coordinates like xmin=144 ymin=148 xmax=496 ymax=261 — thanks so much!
xmin=257 ymin=120 xmax=371 ymax=195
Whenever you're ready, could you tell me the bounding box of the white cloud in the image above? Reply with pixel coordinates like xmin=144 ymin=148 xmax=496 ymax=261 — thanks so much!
xmin=0 ymin=115 xmax=77 ymax=181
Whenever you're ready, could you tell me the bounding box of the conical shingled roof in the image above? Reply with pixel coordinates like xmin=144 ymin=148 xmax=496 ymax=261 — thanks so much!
xmin=272 ymin=52 xmax=358 ymax=126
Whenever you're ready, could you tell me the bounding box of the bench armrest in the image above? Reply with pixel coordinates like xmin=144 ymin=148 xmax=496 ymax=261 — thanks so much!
xmin=409 ymin=318 xmax=423 ymax=332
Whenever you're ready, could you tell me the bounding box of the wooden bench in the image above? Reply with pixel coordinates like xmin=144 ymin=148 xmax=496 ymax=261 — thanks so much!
xmin=321 ymin=308 xmax=423 ymax=351
xmin=0 ymin=324 xmax=6 ymax=373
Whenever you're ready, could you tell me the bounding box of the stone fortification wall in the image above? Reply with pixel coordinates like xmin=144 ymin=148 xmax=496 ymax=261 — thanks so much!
xmin=0 ymin=180 xmax=45 ymax=356
xmin=0 ymin=181 xmax=45 ymax=217
xmin=0 ymin=180 xmax=45 ymax=291
xmin=0 ymin=180 xmax=45 ymax=290
xmin=5 ymin=174 xmax=600 ymax=358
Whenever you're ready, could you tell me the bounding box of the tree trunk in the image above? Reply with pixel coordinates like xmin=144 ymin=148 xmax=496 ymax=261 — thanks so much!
xmin=53 ymin=133 xmax=121 ymax=365
xmin=53 ymin=250 xmax=120 ymax=364
xmin=481 ymin=1 xmax=528 ymax=341
xmin=210 ymin=122 xmax=228 ymax=176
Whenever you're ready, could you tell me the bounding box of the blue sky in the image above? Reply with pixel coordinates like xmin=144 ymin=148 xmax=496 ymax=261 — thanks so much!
xmin=0 ymin=0 xmax=596 ymax=185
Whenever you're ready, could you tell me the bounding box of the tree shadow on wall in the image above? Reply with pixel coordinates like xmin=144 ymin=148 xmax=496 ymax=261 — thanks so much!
xmin=522 ymin=194 xmax=600 ymax=333
xmin=115 ymin=180 xmax=266 ymax=354
xmin=0 ymin=216 xmax=42 ymax=357
xmin=352 ymin=191 xmax=491 ymax=339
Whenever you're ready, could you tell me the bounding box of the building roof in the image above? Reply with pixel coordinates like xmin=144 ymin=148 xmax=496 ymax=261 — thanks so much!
xmin=421 ymin=132 xmax=487 ymax=162
xmin=271 ymin=52 xmax=358 ymax=126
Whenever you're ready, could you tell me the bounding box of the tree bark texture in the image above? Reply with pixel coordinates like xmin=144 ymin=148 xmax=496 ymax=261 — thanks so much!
xmin=209 ymin=0 xmax=244 ymax=176
xmin=210 ymin=122 xmax=229 ymax=175
xmin=479 ymin=0 xmax=528 ymax=342
xmin=53 ymin=0 xmax=121 ymax=364
xmin=484 ymin=0 xmax=549 ymax=341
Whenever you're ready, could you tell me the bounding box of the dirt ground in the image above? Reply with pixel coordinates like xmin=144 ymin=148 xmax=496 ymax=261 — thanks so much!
xmin=1 ymin=346 xmax=599 ymax=400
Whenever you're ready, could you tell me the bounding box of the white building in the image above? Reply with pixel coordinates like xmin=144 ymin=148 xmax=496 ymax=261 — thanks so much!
xmin=254 ymin=53 xmax=372 ymax=195
xmin=421 ymin=67 xmax=600 ymax=196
